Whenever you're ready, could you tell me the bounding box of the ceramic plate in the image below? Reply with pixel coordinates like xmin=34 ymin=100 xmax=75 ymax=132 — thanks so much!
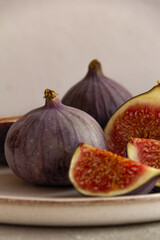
xmin=0 ymin=165 xmax=160 ymax=226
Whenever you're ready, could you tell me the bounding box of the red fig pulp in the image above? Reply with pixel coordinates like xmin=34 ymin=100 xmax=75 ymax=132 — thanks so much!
xmin=62 ymin=59 xmax=132 ymax=129
xmin=4 ymin=89 xmax=106 ymax=186
xmin=69 ymin=143 xmax=160 ymax=197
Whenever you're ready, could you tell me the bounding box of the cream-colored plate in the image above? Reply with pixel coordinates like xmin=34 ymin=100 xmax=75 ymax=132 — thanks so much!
xmin=0 ymin=165 xmax=160 ymax=226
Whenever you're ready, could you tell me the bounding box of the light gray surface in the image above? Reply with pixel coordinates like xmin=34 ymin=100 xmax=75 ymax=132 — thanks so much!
xmin=0 ymin=222 xmax=160 ymax=240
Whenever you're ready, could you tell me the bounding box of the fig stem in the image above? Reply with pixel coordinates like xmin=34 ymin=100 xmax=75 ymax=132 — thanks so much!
xmin=88 ymin=59 xmax=103 ymax=75
xmin=89 ymin=59 xmax=102 ymax=69
xmin=89 ymin=59 xmax=99 ymax=69
xmin=44 ymin=89 xmax=57 ymax=100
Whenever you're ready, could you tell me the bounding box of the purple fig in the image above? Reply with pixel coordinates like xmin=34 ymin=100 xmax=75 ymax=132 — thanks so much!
xmin=62 ymin=59 xmax=132 ymax=129
xmin=0 ymin=116 xmax=20 ymax=164
xmin=4 ymin=89 xmax=107 ymax=186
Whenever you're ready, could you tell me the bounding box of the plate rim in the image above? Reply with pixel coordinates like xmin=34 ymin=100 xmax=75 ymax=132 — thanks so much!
xmin=0 ymin=192 xmax=160 ymax=205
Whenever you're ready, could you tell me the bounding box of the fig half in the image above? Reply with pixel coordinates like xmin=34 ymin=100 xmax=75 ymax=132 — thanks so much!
xmin=0 ymin=116 xmax=21 ymax=164
xmin=69 ymin=143 xmax=160 ymax=197
xmin=127 ymin=138 xmax=160 ymax=187
xmin=104 ymin=82 xmax=160 ymax=157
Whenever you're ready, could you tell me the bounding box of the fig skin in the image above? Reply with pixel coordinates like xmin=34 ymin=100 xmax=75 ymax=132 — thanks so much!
xmin=104 ymin=82 xmax=160 ymax=157
xmin=4 ymin=89 xmax=107 ymax=186
xmin=62 ymin=59 xmax=132 ymax=129
xmin=0 ymin=116 xmax=21 ymax=164
xmin=69 ymin=143 xmax=160 ymax=197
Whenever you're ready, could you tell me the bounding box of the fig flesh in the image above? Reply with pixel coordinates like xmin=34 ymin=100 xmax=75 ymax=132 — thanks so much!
xmin=4 ymin=89 xmax=107 ymax=186
xmin=62 ymin=59 xmax=132 ymax=129
xmin=127 ymin=138 xmax=160 ymax=187
xmin=104 ymin=82 xmax=160 ymax=157
xmin=69 ymin=143 xmax=160 ymax=197
xmin=0 ymin=116 xmax=21 ymax=164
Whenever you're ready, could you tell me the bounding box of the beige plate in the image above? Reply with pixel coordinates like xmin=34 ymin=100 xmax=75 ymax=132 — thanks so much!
xmin=0 ymin=165 xmax=160 ymax=227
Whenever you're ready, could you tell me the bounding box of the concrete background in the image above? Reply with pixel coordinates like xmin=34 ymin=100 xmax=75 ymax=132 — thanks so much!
xmin=0 ymin=0 xmax=160 ymax=117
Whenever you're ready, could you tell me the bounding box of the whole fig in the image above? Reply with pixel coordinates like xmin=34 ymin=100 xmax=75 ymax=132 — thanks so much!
xmin=4 ymin=89 xmax=106 ymax=186
xmin=0 ymin=116 xmax=20 ymax=164
xmin=62 ymin=59 xmax=132 ymax=129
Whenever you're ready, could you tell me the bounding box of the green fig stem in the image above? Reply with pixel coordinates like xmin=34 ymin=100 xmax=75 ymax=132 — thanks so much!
xmin=89 ymin=59 xmax=101 ymax=70
xmin=89 ymin=59 xmax=99 ymax=68
xmin=88 ymin=59 xmax=103 ymax=77
xmin=44 ymin=89 xmax=61 ymax=108
xmin=44 ymin=89 xmax=57 ymax=100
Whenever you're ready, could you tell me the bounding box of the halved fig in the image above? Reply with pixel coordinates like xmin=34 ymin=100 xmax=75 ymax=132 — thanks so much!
xmin=127 ymin=138 xmax=160 ymax=187
xmin=69 ymin=143 xmax=160 ymax=197
xmin=104 ymin=82 xmax=160 ymax=157
xmin=0 ymin=116 xmax=21 ymax=164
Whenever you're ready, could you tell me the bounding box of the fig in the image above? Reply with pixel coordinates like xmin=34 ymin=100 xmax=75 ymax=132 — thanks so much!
xmin=0 ymin=116 xmax=21 ymax=164
xmin=104 ymin=82 xmax=160 ymax=157
xmin=62 ymin=59 xmax=132 ymax=129
xmin=127 ymin=138 xmax=160 ymax=187
xmin=69 ymin=143 xmax=160 ymax=197
xmin=4 ymin=89 xmax=107 ymax=186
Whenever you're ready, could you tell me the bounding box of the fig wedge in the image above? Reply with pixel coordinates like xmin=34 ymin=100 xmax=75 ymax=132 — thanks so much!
xmin=127 ymin=138 xmax=160 ymax=187
xmin=69 ymin=143 xmax=160 ymax=197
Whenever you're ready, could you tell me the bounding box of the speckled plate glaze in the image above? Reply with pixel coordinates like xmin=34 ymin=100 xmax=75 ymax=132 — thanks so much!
xmin=0 ymin=165 xmax=160 ymax=226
